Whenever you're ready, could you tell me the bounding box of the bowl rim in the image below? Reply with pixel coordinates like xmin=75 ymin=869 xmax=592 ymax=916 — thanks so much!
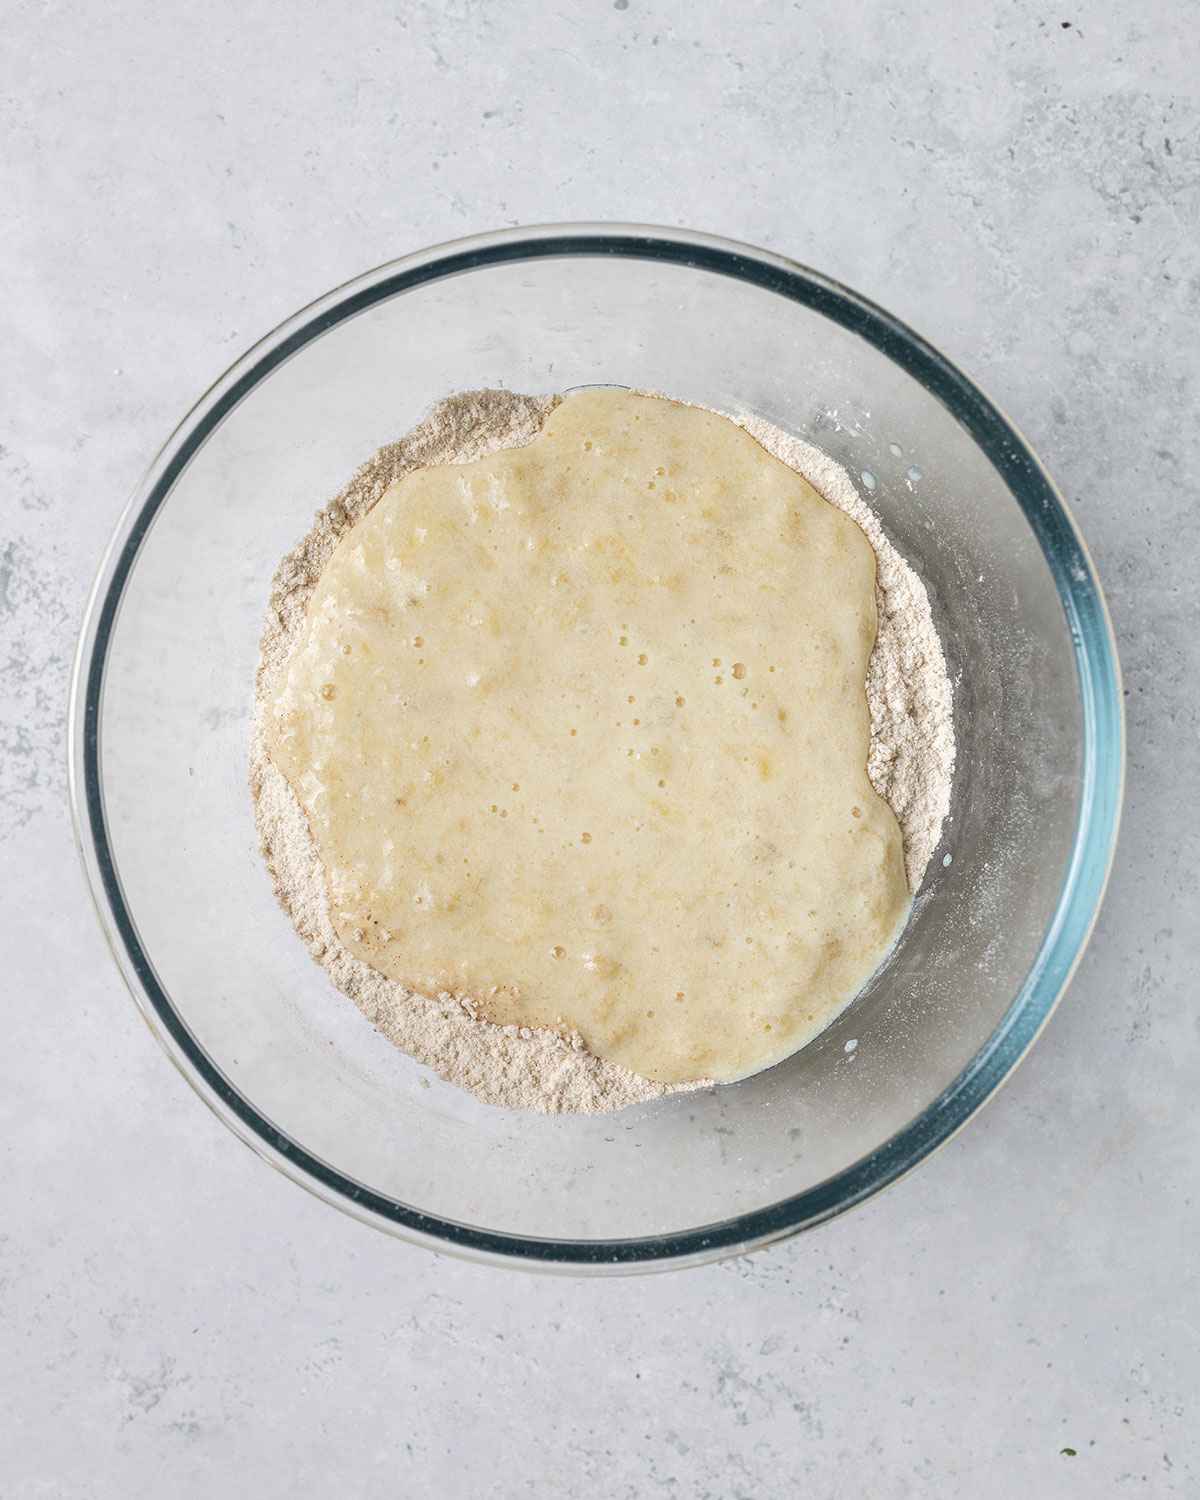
xmin=68 ymin=222 xmax=1124 ymax=1272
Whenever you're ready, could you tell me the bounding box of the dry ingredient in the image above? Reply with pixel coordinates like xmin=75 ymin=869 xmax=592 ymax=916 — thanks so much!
xmin=251 ymin=389 xmax=955 ymax=1113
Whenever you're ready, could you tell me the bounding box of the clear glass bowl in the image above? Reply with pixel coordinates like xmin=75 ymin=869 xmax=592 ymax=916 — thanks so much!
xmin=70 ymin=225 xmax=1123 ymax=1272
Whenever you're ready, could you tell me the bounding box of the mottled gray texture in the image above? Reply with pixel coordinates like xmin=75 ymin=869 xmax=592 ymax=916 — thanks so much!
xmin=1 ymin=1 xmax=1197 ymax=1495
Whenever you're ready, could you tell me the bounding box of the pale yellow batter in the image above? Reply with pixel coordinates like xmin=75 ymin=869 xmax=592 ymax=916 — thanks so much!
xmin=266 ymin=390 xmax=910 ymax=1084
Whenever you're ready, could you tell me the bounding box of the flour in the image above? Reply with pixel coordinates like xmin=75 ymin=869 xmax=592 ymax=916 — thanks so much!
xmin=252 ymin=740 xmax=677 ymax=1113
xmin=250 ymin=388 xmax=955 ymax=1113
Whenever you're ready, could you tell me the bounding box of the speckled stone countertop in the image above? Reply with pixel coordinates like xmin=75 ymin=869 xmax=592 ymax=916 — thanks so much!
xmin=2 ymin=3 xmax=1197 ymax=1495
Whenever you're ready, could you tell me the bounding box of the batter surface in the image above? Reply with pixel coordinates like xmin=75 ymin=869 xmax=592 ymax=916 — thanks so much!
xmin=265 ymin=390 xmax=910 ymax=1083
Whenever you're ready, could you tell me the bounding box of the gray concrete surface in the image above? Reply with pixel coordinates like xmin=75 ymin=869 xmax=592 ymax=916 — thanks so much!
xmin=2 ymin=1 xmax=1197 ymax=1495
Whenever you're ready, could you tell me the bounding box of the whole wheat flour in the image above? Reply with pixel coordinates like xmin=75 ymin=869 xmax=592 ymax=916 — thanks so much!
xmin=251 ymin=389 xmax=955 ymax=1113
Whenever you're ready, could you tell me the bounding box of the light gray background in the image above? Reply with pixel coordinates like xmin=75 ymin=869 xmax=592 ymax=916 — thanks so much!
xmin=3 ymin=1 xmax=1196 ymax=1495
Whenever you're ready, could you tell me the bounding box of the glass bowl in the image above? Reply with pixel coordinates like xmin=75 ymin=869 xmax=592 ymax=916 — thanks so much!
xmin=70 ymin=225 xmax=1123 ymax=1272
